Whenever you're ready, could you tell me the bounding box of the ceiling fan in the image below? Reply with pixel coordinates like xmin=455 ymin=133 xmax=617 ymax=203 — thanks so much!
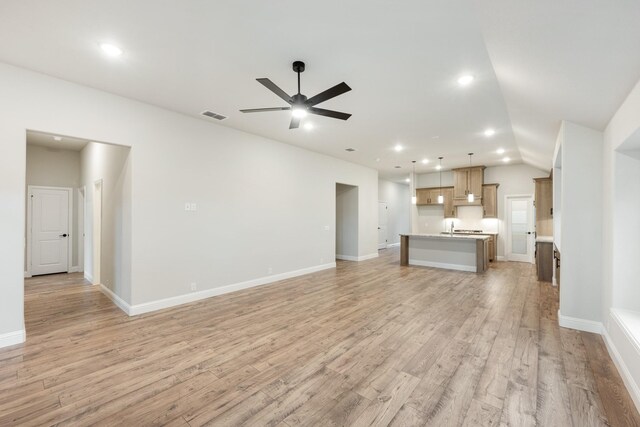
xmin=240 ymin=61 xmax=352 ymax=129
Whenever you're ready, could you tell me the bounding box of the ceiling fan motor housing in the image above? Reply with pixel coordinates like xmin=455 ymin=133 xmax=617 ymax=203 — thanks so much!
xmin=292 ymin=61 xmax=305 ymax=73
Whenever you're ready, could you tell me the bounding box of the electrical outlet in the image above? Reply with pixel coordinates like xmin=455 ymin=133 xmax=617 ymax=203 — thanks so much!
xmin=185 ymin=203 xmax=191 ymax=211
xmin=324 ymin=225 xmax=330 ymax=231
xmin=190 ymin=282 xmax=197 ymax=291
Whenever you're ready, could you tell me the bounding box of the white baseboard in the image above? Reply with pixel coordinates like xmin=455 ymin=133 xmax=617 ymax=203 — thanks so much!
xmin=496 ymin=256 xmax=506 ymax=261
xmin=84 ymin=272 xmax=93 ymax=283
xmin=336 ymin=254 xmax=379 ymax=262
xmin=99 ymin=284 xmax=132 ymax=315
xmin=603 ymin=310 xmax=640 ymax=412
xmin=128 ymin=262 xmax=337 ymax=316
xmin=69 ymin=266 xmax=81 ymax=273
xmin=24 ymin=271 xmax=31 ymax=278
xmin=557 ymin=310 xmax=603 ymax=334
xmin=387 ymin=242 xmax=400 ymax=248
xmin=408 ymin=259 xmax=476 ymax=273
xmin=0 ymin=329 xmax=26 ymax=349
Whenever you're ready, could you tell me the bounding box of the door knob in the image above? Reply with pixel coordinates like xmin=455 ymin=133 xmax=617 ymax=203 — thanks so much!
xmin=60 ymin=233 xmax=68 ymax=237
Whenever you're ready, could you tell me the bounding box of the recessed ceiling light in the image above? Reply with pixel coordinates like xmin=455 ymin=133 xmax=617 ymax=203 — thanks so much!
xmin=457 ymin=75 xmax=474 ymax=86
xmin=432 ymin=135 xmax=440 ymax=140
xmin=394 ymin=144 xmax=403 ymax=152
xmin=436 ymin=164 xmax=442 ymax=170
xmin=292 ymin=108 xmax=307 ymax=119
xmin=405 ymin=178 xmax=410 ymax=183
xmin=421 ymin=158 xmax=429 ymax=164
xmin=99 ymin=43 xmax=123 ymax=57
xmin=496 ymin=148 xmax=505 ymax=155
xmin=484 ymin=128 xmax=496 ymax=137
xmin=303 ymin=122 xmax=313 ymax=130
xmin=376 ymin=158 xmax=381 ymax=162
xmin=53 ymin=136 xmax=62 ymax=141
xmin=503 ymin=157 xmax=511 ymax=163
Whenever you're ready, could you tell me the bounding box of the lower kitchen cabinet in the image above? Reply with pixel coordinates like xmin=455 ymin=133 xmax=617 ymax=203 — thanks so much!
xmin=536 ymin=241 xmax=553 ymax=282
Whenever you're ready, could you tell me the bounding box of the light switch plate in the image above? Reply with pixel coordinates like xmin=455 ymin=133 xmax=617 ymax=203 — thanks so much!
xmin=190 ymin=203 xmax=197 ymax=211
xmin=324 ymin=225 xmax=330 ymax=231
xmin=185 ymin=203 xmax=191 ymax=211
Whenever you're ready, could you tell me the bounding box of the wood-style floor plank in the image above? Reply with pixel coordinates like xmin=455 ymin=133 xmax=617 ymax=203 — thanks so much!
xmin=0 ymin=249 xmax=637 ymax=426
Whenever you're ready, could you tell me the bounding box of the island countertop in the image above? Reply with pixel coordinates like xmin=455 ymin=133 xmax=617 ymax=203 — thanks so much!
xmin=400 ymin=233 xmax=490 ymax=241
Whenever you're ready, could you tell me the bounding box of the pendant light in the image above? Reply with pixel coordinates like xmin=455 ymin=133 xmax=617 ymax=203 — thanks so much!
xmin=437 ymin=157 xmax=444 ymax=204
xmin=467 ymin=153 xmax=475 ymax=203
xmin=411 ymin=160 xmax=417 ymax=205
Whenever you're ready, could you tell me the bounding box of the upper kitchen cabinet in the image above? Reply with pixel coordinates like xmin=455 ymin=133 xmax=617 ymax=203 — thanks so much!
xmin=416 ymin=187 xmax=449 ymax=206
xmin=482 ymin=184 xmax=499 ymax=218
xmin=534 ymin=177 xmax=553 ymax=237
xmin=453 ymin=166 xmax=485 ymax=206
xmin=443 ymin=187 xmax=456 ymax=218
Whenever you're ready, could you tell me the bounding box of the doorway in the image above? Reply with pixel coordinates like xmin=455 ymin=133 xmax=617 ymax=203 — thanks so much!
xmin=336 ymin=183 xmax=359 ymax=260
xmin=27 ymin=186 xmax=73 ymax=276
xmin=506 ymin=195 xmax=535 ymax=263
xmin=378 ymin=201 xmax=388 ymax=249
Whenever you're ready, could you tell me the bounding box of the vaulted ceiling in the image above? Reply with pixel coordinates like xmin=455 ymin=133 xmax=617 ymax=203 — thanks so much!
xmin=1 ymin=0 xmax=639 ymax=181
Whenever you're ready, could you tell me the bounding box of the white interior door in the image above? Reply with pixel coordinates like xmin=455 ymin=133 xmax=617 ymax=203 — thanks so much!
xmin=507 ymin=196 xmax=534 ymax=263
xmin=30 ymin=187 xmax=71 ymax=275
xmin=378 ymin=202 xmax=388 ymax=249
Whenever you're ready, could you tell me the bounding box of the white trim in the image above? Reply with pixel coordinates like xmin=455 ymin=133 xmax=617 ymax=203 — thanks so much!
xmin=557 ymin=310 xmax=603 ymax=334
xmin=99 ymin=284 xmax=132 ymax=315
xmin=26 ymin=185 xmax=74 ymax=276
xmin=496 ymin=255 xmax=506 ymax=261
xmin=603 ymin=310 xmax=640 ymax=412
xmin=84 ymin=272 xmax=93 ymax=283
xmin=409 ymin=259 xmax=476 ymax=273
xmin=24 ymin=271 xmax=32 ymax=278
xmin=127 ymin=262 xmax=337 ymax=316
xmin=387 ymin=242 xmax=400 ymax=248
xmin=0 ymin=329 xmax=26 ymax=349
xmin=69 ymin=266 xmax=81 ymax=273
xmin=336 ymin=253 xmax=379 ymax=262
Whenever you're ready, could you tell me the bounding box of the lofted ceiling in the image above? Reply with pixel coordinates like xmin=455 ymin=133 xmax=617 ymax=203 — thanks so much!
xmin=1 ymin=1 xmax=639 ymax=183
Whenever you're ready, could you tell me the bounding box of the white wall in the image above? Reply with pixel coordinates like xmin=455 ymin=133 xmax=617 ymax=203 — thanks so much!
xmin=0 ymin=61 xmax=378 ymax=342
xmin=414 ymin=164 xmax=547 ymax=257
xmin=601 ymin=77 xmax=640 ymax=411
xmin=336 ymin=184 xmax=358 ymax=258
xmin=377 ymin=179 xmax=410 ymax=245
xmin=557 ymin=121 xmax=603 ymax=324
xmin=25 ymin=145 xmax=82 ymax=269
xmin=81 ymin=142 xmax=132 ymax=301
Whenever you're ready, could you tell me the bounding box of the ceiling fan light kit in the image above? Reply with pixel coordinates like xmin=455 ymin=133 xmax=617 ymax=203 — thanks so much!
xmin=240 ymin=61 xmax=352 ymax=129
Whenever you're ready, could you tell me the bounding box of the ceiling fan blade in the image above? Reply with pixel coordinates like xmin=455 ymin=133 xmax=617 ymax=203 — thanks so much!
xmin=256 ymin=78 xmax=293 ymax=104
xmin=289 ymin=116 xmax=301 ymax=129
xmin=305 ymin=82 xmax=351 ymax=107
xmin=309 ymin=107 xmax=352 ymax=121
xmin=240 ymin=107 xmax=291 ymax=113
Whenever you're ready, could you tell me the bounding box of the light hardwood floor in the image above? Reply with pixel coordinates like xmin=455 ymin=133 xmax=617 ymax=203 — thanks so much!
xmin=2 ymin=248 xmax=639 ymax=426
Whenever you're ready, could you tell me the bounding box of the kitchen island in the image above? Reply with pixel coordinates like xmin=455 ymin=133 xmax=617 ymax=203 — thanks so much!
xmin=400 ymin=233 xmax=489 ymax=273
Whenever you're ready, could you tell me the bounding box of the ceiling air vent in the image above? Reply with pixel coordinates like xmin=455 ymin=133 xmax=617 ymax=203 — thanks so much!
xmin=201 ymin=110 xmax=227 ymax=121
xmin=345 ymin=148 xmax=356 ymax=152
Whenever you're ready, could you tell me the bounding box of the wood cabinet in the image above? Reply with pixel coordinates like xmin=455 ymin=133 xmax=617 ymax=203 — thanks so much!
xmin=486 ymin=234 xmax=497 ymax=262
xmin=443 ymin=187 xmax=456 ymax=218
xmin=536 ymin=241 xmax=553 ymax=282
xmin=416 ymin=186 xmax=457 ymax=217
xmin=452 ymin=166 xmax=485 ymax=205
xmin=534 ymin=177 xmax=553 ymax=237
xmin=482 ymin=184 xmax=499 ymax=218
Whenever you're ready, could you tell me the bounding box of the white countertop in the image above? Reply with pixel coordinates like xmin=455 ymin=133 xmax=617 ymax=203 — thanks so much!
xmin=536 ymin=236 xmax=553 ymax=243
xmin=440 ymin=231 xmax=498 ymax=236
xmin=402 ymin=233 xmax=490 ymax=241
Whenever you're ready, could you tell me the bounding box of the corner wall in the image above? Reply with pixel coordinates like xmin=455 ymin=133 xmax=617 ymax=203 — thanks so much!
xmin=377 ymin=179 xmax=410 ymax=246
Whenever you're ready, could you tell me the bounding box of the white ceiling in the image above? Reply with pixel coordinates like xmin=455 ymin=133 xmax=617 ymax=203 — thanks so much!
xmin=1 ymin=1 xmax=639 ymax=183
xmin=27 ymin=130 xmax=89 ymax=151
